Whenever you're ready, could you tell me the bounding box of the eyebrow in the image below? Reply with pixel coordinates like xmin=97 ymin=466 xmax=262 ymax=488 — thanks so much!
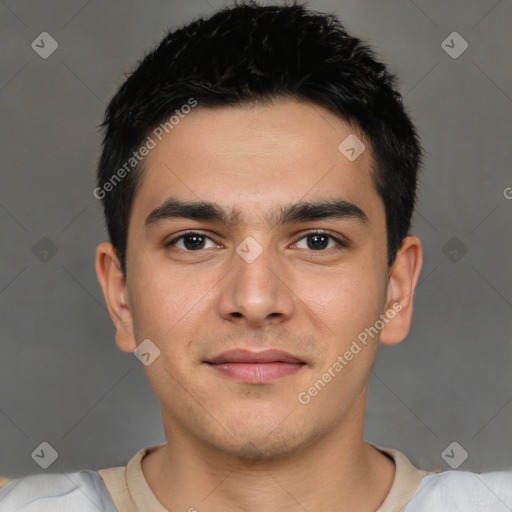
xmin=144 ymin=197 xmax=369 ymax=229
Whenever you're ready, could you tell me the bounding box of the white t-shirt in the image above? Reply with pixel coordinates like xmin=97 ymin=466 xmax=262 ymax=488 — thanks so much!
xmin=1 ymin=443 xmax=511 ymax=511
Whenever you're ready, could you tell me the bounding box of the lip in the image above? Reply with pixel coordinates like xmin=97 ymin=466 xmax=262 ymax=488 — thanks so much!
xmin=205 ymin=349 xmax=306 ymax=384
xmin=206 ymin=349 xmax=304 ymax=365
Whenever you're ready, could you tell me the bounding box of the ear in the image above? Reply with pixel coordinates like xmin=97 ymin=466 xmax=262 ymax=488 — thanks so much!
xmin=95 ymin=242 xmax=137 ymax=353
xmin=380 ymin=236 xmax=423 ymax=345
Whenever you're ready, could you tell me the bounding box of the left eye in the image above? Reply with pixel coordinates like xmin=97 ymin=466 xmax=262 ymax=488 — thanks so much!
xmin=295 ymin=232 xmax=344 ymax=251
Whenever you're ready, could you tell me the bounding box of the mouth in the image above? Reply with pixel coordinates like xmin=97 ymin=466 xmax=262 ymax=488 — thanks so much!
xmin=205 ymin=349 xmax=307 ymax=384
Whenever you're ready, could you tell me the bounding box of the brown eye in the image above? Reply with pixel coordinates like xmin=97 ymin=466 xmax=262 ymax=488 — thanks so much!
xmin=295 ymin=231 xmax=346 ymax=251
xmin=307 ymin=233 xmax=329 ymax=250
xmin=166 ymin=232 xmax=216 ymax=251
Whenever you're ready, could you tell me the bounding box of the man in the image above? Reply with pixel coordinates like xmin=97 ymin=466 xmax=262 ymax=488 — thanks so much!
xmin=1 ymin=2 xmax=511 ymax=511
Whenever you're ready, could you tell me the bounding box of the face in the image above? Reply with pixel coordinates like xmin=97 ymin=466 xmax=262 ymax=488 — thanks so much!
xmin=99 ymin=98 xmax=413 ymax=460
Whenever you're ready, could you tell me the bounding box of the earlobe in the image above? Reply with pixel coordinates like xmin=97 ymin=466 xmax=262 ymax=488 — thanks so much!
xmin=95 ymin=242 xmax=137 ymax=353
xmin=380 ymin=236 xmax=423 ymax=346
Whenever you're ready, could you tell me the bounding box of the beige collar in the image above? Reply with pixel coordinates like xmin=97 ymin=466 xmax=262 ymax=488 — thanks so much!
xmin=98 ymin=443 xmax=434 ymax=512
xmin=373 ymin=445 xmax=435 ymax=512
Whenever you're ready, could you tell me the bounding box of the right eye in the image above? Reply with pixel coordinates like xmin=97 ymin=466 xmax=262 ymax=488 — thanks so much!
xmin=165 ymin=231 xmax=219 ymax=251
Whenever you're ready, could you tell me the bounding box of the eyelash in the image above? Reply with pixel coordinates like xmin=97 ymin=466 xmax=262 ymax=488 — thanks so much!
xmin=165 ymin=230 xmax=347 ymax=251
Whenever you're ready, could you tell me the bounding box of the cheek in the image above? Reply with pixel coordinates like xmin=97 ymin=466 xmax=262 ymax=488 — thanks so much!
xmin=299 ymin=263 xmax=386 ymax=343
xmin=296 ymin=267 xmax=386 ymax=414
xmin=128 ymin=266 xmax=210 ymax=386
xmin=127 ymin=258 xmax=223 ymax=349
xmin=127 ymin=263 xmax=191 ymax=340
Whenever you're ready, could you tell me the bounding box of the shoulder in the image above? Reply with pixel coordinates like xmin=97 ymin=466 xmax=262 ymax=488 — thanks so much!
xmin=407 ymin=469 xmax=512 ymax=511
xmin=0 ymin=470 xmax=117 ymax=511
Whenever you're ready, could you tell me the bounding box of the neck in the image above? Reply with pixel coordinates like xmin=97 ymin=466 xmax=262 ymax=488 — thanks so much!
xmin=142 ymin=402 xmax=395 ymax=511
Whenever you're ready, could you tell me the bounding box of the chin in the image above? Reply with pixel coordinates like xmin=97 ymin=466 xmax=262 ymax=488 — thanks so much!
xmin=209 ymin=415 xmax=320 ymax=462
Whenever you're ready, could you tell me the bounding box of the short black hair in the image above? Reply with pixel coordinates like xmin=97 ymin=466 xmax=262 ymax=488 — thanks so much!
xmin=96 ymin=0 xmax=422 ymax=276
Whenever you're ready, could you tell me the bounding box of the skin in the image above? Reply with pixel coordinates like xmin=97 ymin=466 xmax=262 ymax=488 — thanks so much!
xmin=96 ymin=98 xmax=423 ymax=512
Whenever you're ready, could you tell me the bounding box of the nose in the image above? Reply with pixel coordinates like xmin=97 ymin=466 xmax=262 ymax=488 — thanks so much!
xmin=217 ymin=240 xmax=295 ymax=328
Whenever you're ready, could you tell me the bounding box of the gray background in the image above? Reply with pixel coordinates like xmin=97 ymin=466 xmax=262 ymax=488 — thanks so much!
xmin=1 ymin=0 xmax=511 ymax=480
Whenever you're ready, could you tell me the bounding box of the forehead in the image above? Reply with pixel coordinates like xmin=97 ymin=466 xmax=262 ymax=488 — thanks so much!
xmin=131 ymin=99 xmax=383 ymax=229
